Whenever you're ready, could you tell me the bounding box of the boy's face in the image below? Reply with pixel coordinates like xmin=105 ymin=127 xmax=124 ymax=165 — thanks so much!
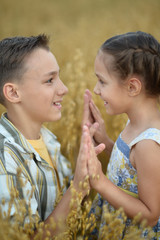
xmin=17 ymin=48 xmax=68 ymax=124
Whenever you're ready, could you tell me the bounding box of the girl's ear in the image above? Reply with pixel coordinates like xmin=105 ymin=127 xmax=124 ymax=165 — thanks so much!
xmin=3 ymin=83 xmax=21 ymax=103
xmin=127 ymin=77 xmax=142 ymax=96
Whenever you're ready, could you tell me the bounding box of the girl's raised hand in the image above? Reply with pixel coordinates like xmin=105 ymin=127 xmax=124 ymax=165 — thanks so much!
xmin=84 ymin=89 xmax=114 ymax=155
xmin=83 ymin=88 xmax=106 ymax=143
xmin=82 ymin=89 xmax=106 ymax=155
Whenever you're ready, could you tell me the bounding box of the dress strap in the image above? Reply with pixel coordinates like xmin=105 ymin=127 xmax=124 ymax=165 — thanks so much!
xmin=129 ymin=128 xmax=160 ymax=148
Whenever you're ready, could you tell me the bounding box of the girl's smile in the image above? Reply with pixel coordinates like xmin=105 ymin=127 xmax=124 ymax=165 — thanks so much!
xmin=94 ymin=52 xmax=130 ymax=115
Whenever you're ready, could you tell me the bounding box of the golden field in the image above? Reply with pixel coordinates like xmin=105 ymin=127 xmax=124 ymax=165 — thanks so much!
xmin=0 ymin=0 xmax=160 ymax=239
xmin=1 ymin=0 xmax=160 ymax=168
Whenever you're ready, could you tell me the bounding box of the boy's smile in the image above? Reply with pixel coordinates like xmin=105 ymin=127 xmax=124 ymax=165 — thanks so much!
xmin=52 ymin=100 xmax=62 ymax=109
xmin=16 ymin=48 xmax=68 ymax=126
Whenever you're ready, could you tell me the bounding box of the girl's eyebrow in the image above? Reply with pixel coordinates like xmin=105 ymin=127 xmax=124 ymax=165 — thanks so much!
xmin=95 ymin=73 xmax=104 ymax=79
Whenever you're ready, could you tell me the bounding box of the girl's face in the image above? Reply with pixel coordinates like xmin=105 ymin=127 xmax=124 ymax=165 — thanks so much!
xmin=94 ymin=52 xmax=130 ymax=115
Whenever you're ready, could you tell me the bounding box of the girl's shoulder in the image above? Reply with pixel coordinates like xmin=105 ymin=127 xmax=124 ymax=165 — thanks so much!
xmin=129 ymin=128 xmax=160 ymax=148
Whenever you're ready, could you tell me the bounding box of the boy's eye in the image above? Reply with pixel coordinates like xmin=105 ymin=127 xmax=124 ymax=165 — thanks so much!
xmin=47 ymin=78 xmax=53 ymax=83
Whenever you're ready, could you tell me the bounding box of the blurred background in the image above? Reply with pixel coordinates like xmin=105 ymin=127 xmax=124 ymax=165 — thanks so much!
xmin=0 ymin=0 xmax=160 ymax=172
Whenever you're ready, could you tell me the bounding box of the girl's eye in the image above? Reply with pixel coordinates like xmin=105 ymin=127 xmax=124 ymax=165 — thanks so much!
xmin=99 ymin=79 xmax=105 ymax=85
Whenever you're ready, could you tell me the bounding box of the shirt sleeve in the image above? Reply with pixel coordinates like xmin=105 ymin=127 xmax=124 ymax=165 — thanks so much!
xmin=0 ymin=148 xmax=41 ymax=226
xmin=0 ymin=173 xmax=40 ymax=225
xmin=57 ymin=151 xmax=73 ymax=190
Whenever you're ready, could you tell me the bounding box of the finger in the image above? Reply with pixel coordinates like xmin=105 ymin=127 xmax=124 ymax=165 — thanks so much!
xmin=84 ymin=89 xmax=96 ymax=124
xmin=95 ymin=143 xmax=106 ymax=155
xmin=82 ymin=93 xmax=93 ymax=128
xmin=82 ymin=93 xmax=89 ymax=124
xmin=87 ymin=129 xmax=92 ymax=167
xmin=79 ymin=125 xmax=88 ymax=160
xmin=89 ymin=122 xmax=99 ymax=137
xmin=87 ymin=128 xmax=97 ymax=172
xmin=85 ymin=89 xmax=92 ymax=101
xmin=89 ymin=100 xmax=102 ymax=123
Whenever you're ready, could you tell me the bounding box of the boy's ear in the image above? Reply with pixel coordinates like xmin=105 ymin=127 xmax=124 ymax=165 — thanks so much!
xmin=3 ymin=83 xmax=21 ymax=103
xmin=127 ymin=77 xmax=142 ymax=96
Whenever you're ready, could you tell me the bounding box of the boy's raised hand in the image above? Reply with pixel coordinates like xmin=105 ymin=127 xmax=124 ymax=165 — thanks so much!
xmin=84 ymin=125 xmax=105 ymax=190
xmin=73 ymin=126 xmax=90 ymax=197
xmin=82 ymin=89 xmax=94 ymax=128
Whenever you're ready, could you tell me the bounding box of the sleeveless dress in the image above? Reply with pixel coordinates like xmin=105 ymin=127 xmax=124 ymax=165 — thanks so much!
xmin=89 ymin=128 xmax=160 ymax=239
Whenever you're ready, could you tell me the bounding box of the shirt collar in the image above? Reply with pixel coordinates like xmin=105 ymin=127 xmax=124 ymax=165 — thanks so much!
xmin=0 ymin=113 xmax=60 ymax=163
xmin=0 ymin=113 xmax=42 ymax=161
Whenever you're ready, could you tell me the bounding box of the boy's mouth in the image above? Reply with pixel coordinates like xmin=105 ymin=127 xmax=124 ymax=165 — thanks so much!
xmin=54 ymin=102 xmax=61 ymax=106
xmin=53 ymin=100 xmax=62 ymax=109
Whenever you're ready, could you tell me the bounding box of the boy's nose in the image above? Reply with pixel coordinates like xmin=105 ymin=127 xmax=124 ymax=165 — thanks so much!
xmin=58 ymin=79 xmax=68 ymax=96
xmin=94 ymin=83 xmax=100 ymax=95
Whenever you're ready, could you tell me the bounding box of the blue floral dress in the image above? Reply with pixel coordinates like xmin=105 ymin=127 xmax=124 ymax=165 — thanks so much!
xmin=89 ymin=128 xmax=160 ymax=239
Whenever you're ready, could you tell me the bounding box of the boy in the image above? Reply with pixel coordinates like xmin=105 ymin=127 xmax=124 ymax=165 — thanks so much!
xmin=0 ymin=34 xmax=92 ymax=238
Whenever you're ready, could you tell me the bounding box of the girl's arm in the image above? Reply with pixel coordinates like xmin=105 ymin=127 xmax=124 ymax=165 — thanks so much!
xmin=83 ymin=89 xmax=114 ymax=155
xmin=87 ymin=127 xmax=160 ymax=227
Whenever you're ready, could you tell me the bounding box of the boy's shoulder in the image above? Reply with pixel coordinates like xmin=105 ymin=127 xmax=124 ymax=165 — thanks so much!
xmin=0 ymin=113 xmax=60 ymax=152
xmin=41 ymin=125 xmax=57 ymax=140
xmin=40 ymin=125 xmax=62 ymax=152
xmin=0 ymin=113 xmax=15 ymax=147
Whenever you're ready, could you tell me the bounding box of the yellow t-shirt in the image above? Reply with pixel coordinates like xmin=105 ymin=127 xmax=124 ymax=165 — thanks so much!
xmin=28 ymin=135 xmax=54 ymax=168
xmin=27 ymin=136 xmax=61 ymax=191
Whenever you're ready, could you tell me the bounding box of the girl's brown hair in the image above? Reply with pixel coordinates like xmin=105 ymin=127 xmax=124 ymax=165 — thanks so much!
xmin=100 ymin=31 xmax=160 ymax=96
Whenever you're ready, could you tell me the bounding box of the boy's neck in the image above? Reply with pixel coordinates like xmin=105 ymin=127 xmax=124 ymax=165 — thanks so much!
xmin=6 ymin=111 xmax=42 ymax=140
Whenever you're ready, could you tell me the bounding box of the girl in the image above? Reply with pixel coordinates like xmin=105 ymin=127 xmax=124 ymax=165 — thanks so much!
xmin=84 ymin=31 xmax=160 ymax=239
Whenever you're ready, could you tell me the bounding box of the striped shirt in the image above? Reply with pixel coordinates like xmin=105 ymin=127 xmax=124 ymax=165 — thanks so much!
xmin=0 ymin=113 xmax=72 ymax=222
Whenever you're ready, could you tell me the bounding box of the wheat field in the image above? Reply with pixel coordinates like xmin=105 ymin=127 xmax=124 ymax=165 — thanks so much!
xmin=0 ymin=0 xmax=160 ymax=238
xmin=1 ymin=0 xmax=160 ymax=167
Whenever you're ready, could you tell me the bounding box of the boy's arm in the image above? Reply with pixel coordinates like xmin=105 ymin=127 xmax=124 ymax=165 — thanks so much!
xmin=33 ymin=126 xmax=90 ymax=239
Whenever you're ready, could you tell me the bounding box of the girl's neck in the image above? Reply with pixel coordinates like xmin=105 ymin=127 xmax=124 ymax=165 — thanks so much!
xmin=127 ymin=96 xmax=160 ymax=128
xmin=122 ymin=97 xmax=160 ymax=144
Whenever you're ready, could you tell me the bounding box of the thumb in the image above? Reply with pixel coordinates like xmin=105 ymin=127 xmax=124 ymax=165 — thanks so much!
xmin=95 ymin=143 xmax=106 ymax=155
xmin=90 ymin=122 xmax=99 ymax=138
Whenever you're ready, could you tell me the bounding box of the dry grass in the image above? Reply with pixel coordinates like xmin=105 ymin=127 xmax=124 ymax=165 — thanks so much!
xmin=0 ymin=0 xmax=160 ymax=238
xmin=1 ymin=0 xmax=160 ymax=167
xmin=0 ymin=0 xmax=160 ymax=163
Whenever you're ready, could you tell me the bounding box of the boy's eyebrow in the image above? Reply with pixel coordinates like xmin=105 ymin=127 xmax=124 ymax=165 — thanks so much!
xmin=45 ymin=69 xmax=60 ymax=76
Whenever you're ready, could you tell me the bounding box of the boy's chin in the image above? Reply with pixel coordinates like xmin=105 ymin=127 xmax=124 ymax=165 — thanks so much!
xmin=50 ymin=113 xmax=62 ymax=122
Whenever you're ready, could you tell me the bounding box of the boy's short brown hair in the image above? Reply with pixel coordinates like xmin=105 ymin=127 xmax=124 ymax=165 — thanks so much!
xmin=0 ymin=34 xmax=49 ymax=105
